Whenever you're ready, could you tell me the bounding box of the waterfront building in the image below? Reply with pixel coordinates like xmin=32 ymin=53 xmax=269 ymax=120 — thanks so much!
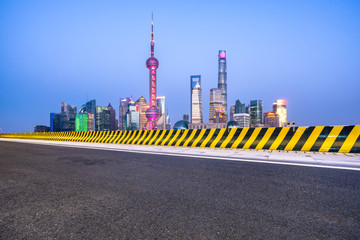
xmin=209 ymin=88 xmax=222 ymax=123
xmin=273 ymin=99 xmax=287 ymax=127
xmin=50 ymin=113 xmax=67 ymax=132
xmin=75 ymin=114 xmax=88 ymax=131
xmin=96 ymin=106 xmax=110 ymax=131
xmin=108 ymin=103 xmax=118 ymax=131
xmin=79 ymin=99 xmax=96 ymax=131
xmin=233 ymin=113 xmax=250 ymax=128
xmin=263 ymin=112 xmax=280 ymax=127
xmin=190 ymin=75 xmax=203 ymax=124
xmin=127 ymin=101 xmax=140 ymax=130
xmin=119 ymin=97 xmax=131 ymax=130
xmin=156 ymin=96 xmax=166 ymax=130
xmin=250 ymin=100 xmax=263 ymax=126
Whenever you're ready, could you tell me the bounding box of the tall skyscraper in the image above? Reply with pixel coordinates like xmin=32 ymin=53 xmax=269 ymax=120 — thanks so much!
xmin=250 ymin=100 xmax=263 ymax=126
xmin=190 ymin=75 xmax=203 ymax=123
xmin=273 ymin=99 xmax=287 ymax=127
xmin=61 ymin=102 xmax=77 ymax=131
xmin=218 ymin=50 xmax=227 ymax=122
xmin=119 ymin=97 xmax=130 ymax=130
xmin=107 ymin=103 xmax=117 ymax=130
xmin=145 ymin=14 xmax=160 ymax=130
xmin=235 ymin=100 xmax=245 ymax=113
xmin=209 ymin=88 xmax=222 ymax=123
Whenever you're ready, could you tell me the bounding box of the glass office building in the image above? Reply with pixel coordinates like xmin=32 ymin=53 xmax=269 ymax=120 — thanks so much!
xmin=250 ymin=100 xmax=263 ymax=126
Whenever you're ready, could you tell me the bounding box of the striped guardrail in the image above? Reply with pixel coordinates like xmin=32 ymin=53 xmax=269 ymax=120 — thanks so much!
xmin=1 ymin=125 xmax=359 ymax=153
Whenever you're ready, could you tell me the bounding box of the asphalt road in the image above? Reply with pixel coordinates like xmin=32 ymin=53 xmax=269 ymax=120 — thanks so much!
xmin=1 ymin=141 xmax=359 ymax=239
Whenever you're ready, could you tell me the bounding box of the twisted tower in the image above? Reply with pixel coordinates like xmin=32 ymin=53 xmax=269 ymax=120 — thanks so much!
xmin=145 ymin=14 xmax=160 ymax=130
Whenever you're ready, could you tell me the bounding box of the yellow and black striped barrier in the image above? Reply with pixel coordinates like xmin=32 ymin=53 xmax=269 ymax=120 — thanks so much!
xmin=1 ymin=125 xmax=359 ymax=153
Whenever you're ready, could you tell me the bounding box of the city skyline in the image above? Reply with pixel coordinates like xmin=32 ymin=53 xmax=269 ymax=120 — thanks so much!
xmin=1 ymin=0 xmax=360 ymax=133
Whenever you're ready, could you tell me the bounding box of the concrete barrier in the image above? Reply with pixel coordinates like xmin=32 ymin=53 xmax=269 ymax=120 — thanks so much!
xmin=1 ymin=125 xmax=359 ymax=153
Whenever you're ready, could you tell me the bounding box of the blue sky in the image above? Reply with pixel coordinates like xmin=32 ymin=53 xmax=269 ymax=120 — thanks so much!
xmin=0 ymin=0 xmax=359 ymax=133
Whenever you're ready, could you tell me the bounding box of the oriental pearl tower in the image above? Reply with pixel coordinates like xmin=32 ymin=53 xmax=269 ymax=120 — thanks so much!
xmin=145 ymin=14 xmax=160 ymax=130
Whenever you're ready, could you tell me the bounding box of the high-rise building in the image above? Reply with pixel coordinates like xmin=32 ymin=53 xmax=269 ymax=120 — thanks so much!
xmin=96 ymin=106 xmax=110 ymax=131
xmin=119 ymin=97 xmax=130 ymax=130
xmin=126 ymin=100 xmax=140 ymax=130
xmin=263 ymin=112 xmax=280 ymax=127
xmin=235 ymin=100 xmax=246 ymax=113
xmin=250 ymin=100 xmax=263 ymax=126
xmin=156 ymin=96 xmax=166 ymax=129
xmin=79 ymin=99 xmax=96 ymax=131
xmin=135 ymin=96 xmax=149 ymax=130
xmin=75 ymin=114 xmax=88 ymax=131
xmin=50 ymin=113 xmax=67 ymax=132
xmin=218 ymin=50 xmax=227 ymax=122
xmin=60 ymin=102 xmax=77 ymax=131
xmin=230 ymin=105 xmax=235 ymax=121
xmin=214 ymin=106 xmax=226 ymax=123
xmin=233 ymin=113 xmax=250 ymax=128
xmin=190 ymin=75 xmax=203 ymax=123
xmin=183 ymin=114 xmax=189 ymax=122
xmin=34 ymin=125 xmax=50 ymax=132
xmin=107 ymin=103 xmax=117 ymax=130
xmin=273 ymin=99 xmax=287 ymax=127
xmin=209 ymin=88 xmax=222 ymax=123
xmin=145 ymin=15 xmax=160 ymax=130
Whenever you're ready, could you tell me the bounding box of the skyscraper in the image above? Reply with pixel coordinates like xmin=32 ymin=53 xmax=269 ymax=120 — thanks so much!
xmin=235 ymin=100 xmax=246 ymax=113
xmin=250 ymin=100 xmax=263 ymax=126
xmin=127 ymin=100 xmax=140 ymax=130
xmin=107 ymin=103 xmax=117 ymax=130
xmin=135 ymin=96 xmax=149 ymax=130
xmin=273 ymin=99 xmax=287 ymax=127
xmin=218 ymin=50 xmax=227 ymax=122
xmin=156 ymin=96 xmax=166 ymax=129
xmin=190 ymin=75 xmax=203 ymax=123
xmin=96 ymin=105 xmax=110 ymax=131
xmin=209 ymin=88 xmax=222 ymax=123
xmin=145 ymin=14 xmax=160 ymax=130
xmin=119 ymin=97 xmax=130 ymax=130
xmin=79 ymin=99 xmax=96 ymax=131
xmin=61 ymin=102 xmax=77 ymax=131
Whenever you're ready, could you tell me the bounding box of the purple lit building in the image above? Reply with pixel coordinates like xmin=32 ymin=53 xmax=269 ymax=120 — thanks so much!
xmin=145 ymin=14 xmax=160 ymax=130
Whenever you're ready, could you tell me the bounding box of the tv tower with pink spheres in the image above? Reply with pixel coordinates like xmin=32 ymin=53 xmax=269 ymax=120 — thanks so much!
xmin=145 ymin=13 xmax=160 ymax=130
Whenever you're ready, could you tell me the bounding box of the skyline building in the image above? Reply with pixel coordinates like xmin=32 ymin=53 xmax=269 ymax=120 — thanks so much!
xmin=119 ymin=97 xmax=131 ymax=130
xmin=264 ymin=112 xmax=280 ymax=127
xmin=145 ymin=15 xmax=160 ymax=130
xmin=218 ymin=50 xmax=228 ymax=122
xmin=209 ymin=88 xmax=222 ymax=123
xmin=273 ymin=99 xmax=287 ymax=127
xmin=61 ymin=102 xmax=76 ymax=131
xmin=79 ymin=99 xmax=96 ymax=131
xmin=250 ymin=100 xmax=263 ymax=126
xmin=230 ymin=104 xmax=235 ymax=121
xmin=135 ymin=96 xmax=149 ymax=130
xmin=107 ymin=103 xmax=118 ymax=131
xmin=50 ymin=113 xmax=67 ymax=132
xmin=127 ymin=100 xmax=140 ymax=130
xmin=75 ymin=114 xmax=88 ymax=131
xmin=235 ymin=100 xmax=246 ymax=114
xmin=233 ymin=113 xmax=250 ymax=128
xmin=190 ymin=75 xmax=203 ymax=123
xmin=156 ymin=96 xmax=166 ymax=130
xmin=96 ymin=105 xmax=110 ymax=131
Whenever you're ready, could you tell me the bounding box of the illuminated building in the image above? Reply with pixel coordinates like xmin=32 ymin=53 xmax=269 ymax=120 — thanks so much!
xmin=190 ymin=75 xmax=203 ymax=123
xmin=145 ymin=14 xmax=160 ymax=130
xmin=209 ymin=88 xmax=222 ymax=123
xmin=79 ymin=99 xmax=96 ymax=131
xmin=119 ymin=97 xmax=131 ymax=130
xmin=127 ymin=100 xmax=140 ymax=130
xmin=218 ymin=50 xmax=228 ymax=121
xmin=250 ymin=100 xmax=263 ymax=126
xmin=273 ymin=99 xmax=287 ymax=127
xmin=263 ymin=112 xmax=280 ymax=127
xmin=107 ymin=103 xmax=118 ymax=130
xmin=96 ymin=106 xmax=110 ymax=131
xmin=214 ymin=106 xmax=226 ymax=123
xmin=233 ymin=113 xmax=250 ymax=128
xmin=156 ymin=96 xmax=166 ymax=130
xmin=75 ymin=114 xmax=88 ymax=131
xmin=50 ymin=113 xmax=67 ymax=132
xmin=135 ymin=96 xmax=149 ymax=130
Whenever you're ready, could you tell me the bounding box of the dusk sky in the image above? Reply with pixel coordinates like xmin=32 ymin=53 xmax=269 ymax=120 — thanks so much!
xmin=0 ymin=0 xmax=359 ymax=133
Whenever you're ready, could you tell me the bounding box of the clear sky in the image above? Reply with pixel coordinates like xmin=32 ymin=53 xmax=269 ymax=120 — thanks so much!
xmin=0 ymin=0 xmax=359 ymax=133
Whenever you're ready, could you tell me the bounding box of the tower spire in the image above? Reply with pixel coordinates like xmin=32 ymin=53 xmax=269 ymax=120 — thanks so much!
xmin=151 ymin=12 xmax=154 ymax=57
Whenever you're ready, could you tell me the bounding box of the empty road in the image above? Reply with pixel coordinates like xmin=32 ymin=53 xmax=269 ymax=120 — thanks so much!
xmin=1 ymin=141 xmax=359 ymax=239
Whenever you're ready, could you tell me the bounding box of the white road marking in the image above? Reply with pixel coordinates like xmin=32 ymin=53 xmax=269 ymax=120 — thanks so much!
xmin=1 ymin=138 xmax=360 ymax=171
